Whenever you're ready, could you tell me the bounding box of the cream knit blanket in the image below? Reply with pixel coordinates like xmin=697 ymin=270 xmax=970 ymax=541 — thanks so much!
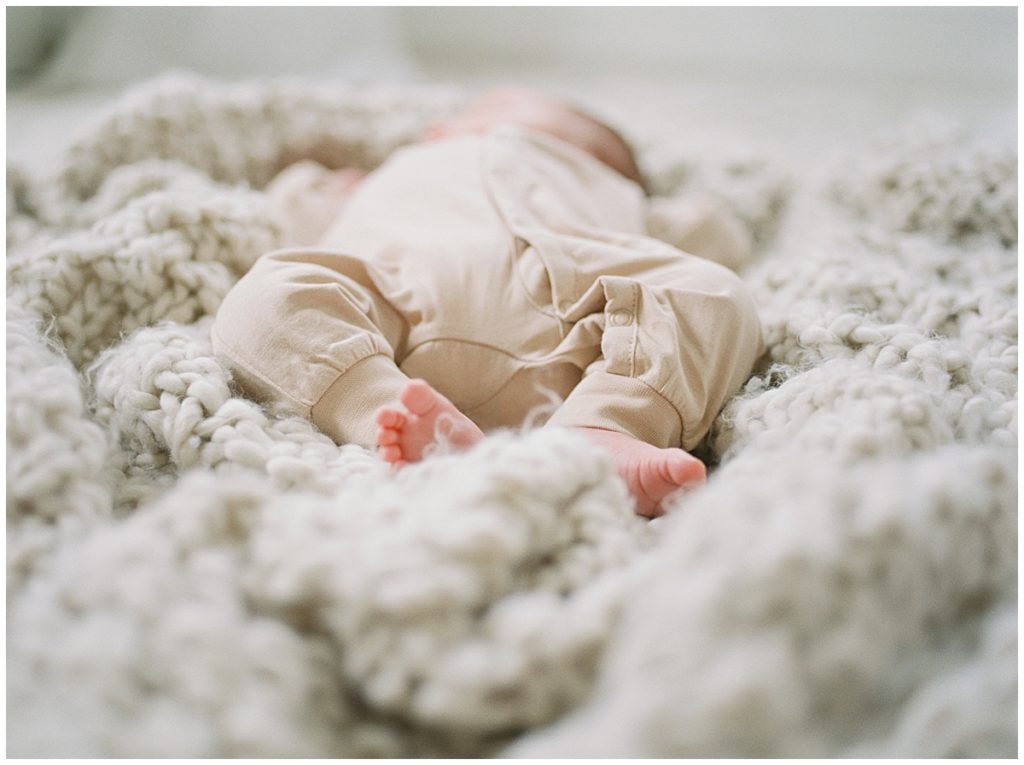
xmin=7 ymin=75 xmax=1017 ymax=757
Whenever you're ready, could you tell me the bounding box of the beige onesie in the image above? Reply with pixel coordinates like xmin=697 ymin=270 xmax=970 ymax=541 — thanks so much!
xmin=212 ymin=126 xmax=764 ymax=451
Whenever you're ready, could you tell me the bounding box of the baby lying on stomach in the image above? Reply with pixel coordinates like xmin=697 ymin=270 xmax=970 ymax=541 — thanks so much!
xmin=213 ymin=88 xmax=764 ymax=517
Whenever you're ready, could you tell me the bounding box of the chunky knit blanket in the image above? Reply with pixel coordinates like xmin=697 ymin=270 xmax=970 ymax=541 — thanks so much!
xmin=7 ymin=75 xmax=1017 ymax=757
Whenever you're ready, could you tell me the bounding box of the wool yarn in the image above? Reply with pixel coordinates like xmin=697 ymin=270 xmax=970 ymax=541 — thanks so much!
xmin=7 ymin=74 xmax=1016 ymax=757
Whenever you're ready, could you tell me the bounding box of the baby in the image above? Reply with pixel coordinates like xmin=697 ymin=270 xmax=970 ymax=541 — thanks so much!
xmin=212 ymin=88 xmax=764 ymax=517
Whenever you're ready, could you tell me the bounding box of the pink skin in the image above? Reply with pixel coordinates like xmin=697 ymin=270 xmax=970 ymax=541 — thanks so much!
xmin=376 ymin=379 xmax=706 ymax=518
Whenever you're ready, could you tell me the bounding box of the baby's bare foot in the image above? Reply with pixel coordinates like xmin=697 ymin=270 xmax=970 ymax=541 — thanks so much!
xmin=375 ymin=379 xmax=485 ymax=467
xmin=573 ymin=427 xmax=706 ymax=518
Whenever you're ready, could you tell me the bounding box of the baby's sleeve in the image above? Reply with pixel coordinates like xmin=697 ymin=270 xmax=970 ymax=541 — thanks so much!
xmin=644 ymin=192 xmax=754 ymax=272
xmin=210 ymin=248 xmax=407 ymax=445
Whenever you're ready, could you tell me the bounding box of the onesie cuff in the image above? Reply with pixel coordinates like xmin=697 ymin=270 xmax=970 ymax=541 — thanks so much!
xmin=547 ymin=371 xmax=684 ymax=449
xmin=310 ymin=354 xmax=407 ymax=448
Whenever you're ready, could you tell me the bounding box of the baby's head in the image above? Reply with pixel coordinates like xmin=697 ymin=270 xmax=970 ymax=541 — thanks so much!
xmin=424 ymin=88 xmax=647 ymax=191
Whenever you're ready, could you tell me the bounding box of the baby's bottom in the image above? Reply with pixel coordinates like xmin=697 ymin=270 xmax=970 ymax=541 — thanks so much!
xmin=375 ymin=378 xmax=705 ymax=518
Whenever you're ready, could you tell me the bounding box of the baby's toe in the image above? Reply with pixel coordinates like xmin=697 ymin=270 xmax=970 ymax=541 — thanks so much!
xmin=400 ymin=379 xmax=441 ymax=416
xmin=376 ymin=407 xmax=406 ymax=428
xmin=379 ymin=444 xmax=404 ymax=463
xmin=663 ymin=452 xmax=706 ymax=487
xmin=376 ymin=427 xmax=400 ymax=446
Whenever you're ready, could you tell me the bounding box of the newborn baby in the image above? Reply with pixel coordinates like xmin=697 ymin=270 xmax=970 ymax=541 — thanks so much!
xmin=213 ymin=88 xmax=764 ymax=516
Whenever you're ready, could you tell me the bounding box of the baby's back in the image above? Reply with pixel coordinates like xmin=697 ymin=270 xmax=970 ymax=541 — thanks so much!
xmin=320 ymin=135 xmax=506 ymax=265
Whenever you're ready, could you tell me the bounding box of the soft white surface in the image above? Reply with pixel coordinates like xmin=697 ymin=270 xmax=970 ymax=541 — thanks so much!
xmin=6 ymin=73 xmax=1017 ymax=757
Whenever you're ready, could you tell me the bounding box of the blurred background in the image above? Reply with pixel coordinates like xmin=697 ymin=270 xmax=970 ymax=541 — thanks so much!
xmin=7 ymin=6 xmax=1017 ymax=171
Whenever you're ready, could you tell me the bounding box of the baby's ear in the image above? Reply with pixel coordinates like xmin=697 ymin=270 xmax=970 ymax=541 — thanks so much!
xmin=645 ymin=193 xmax=754 ymax=272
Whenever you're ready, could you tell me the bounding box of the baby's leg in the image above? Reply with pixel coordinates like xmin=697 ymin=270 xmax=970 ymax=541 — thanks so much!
xmin=376 ymin=380 xmax=484 ymax=467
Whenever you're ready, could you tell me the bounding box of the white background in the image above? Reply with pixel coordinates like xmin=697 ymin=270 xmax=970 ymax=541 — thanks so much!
xmin=6 ymin=6 xmax=1017 ymax=171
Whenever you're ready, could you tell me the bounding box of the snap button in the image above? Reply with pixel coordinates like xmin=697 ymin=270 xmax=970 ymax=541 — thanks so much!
xmin=609 ymin=309 xmax=634 ymax=327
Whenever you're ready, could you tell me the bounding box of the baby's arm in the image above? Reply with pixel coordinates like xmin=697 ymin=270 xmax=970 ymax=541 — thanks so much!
xmin=266 ymin=160 xmax=367 ymax=246
xmin=645 ymin=192 xmax=753 ymax=272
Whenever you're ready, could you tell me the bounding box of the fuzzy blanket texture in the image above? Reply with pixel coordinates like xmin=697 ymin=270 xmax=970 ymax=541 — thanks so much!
xmin=6 ymin=75 xmax=1017 ymax=757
